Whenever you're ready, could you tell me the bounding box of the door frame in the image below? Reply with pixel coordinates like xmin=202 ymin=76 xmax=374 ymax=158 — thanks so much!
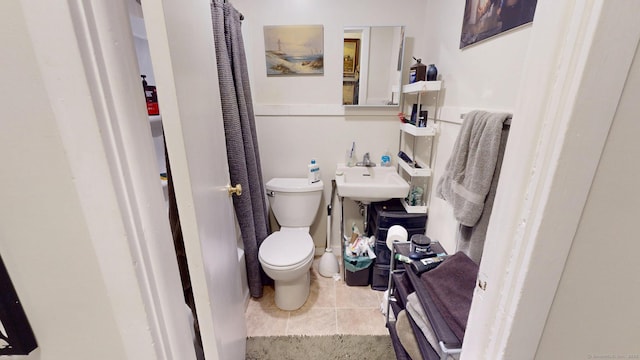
xmin=18 ymin=0 xmax=197 ymax=358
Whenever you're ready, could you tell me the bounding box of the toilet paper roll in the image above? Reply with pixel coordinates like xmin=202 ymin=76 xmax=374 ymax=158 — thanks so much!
xmin=386 ymin=225 xmax=408 ymax=250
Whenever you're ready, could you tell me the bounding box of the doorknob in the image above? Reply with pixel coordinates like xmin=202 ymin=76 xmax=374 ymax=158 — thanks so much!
xmin=227 ymin=184 xmax=242 ymax=197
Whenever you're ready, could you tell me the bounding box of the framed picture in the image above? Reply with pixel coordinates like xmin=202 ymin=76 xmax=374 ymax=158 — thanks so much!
xmin=460 ymin=0 xmax=537 ymax=49
xmin=263 ymin=25 xmax=324 ymax=76
xmin=343 ymin=39 xmax=359 ymax=77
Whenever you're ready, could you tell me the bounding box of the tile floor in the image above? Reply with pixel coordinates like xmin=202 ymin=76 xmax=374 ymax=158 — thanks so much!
xmin=245 ymin=256 xmax=389 ymax=337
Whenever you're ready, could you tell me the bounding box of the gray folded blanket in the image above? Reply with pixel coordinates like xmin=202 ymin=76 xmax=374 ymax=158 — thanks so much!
xmin=420 ymin=252 xmax=479 ymax=341
xmin=436 ymin=110 xmax=511 ymax=227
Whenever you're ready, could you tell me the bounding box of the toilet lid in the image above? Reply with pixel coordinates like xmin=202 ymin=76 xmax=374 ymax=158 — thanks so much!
xmin=259 ymin=231 xmax=314 ymax=268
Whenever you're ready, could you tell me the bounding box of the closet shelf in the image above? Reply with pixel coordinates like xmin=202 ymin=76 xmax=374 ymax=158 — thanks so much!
xmin=400 ymin=122 xmax=437 ymax=137
xmin=402 ymin=80 xmax=442 ymax=94
xmin=397 ymin=157 xmax=432 ymax=177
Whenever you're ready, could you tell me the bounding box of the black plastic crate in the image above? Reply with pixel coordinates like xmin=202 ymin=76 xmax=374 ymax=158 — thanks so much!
xmin=375 ymin=239 xmax=392 ymax=265
xmin=369 ymin=199 xmax=428 ymax=229
xmin=371 ymin=264 xmax=390 ymax=291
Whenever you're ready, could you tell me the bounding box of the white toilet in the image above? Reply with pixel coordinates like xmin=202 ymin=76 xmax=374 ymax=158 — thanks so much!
xmin=259 ymin=178 xmax=323 ymax=310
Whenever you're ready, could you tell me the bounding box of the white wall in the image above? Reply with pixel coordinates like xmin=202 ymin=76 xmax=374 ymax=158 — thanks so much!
xmin=232 ymin=0 xmax=534 ymax=253
xmin=535 ymin=39 xmax=640 ymax=360
xmin=232 ymin=0 xmax=430 ymax=250
xmin=236 ymin=0 xmax=429 ymax=106
xmin=421 ymin=1 xmax=533 ymax=252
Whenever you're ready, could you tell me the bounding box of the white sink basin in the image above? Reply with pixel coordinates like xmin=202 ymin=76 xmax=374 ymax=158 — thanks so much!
xmin=335 ymin=164 xmax=410 ymax=204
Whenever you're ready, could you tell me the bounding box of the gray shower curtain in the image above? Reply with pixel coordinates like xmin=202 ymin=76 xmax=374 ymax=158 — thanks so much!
xmin=211 ymin=0 xmax=270 ymax=298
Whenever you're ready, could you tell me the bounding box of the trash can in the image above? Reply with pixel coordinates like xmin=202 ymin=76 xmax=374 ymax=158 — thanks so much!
xmin=344 ymin=252 xmax=373 ymax=286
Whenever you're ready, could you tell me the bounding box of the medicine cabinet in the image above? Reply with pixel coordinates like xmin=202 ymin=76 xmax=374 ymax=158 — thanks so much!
xmin=342 ymin=26 xmax=405 ymax=107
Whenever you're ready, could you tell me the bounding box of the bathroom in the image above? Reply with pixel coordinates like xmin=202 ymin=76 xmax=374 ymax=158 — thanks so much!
xmin=227 ymin=0 xmax=524 ymax=355
xmin=2 ymin=0 xmax=639 ymax=359
xmin=132 ymin=0 xmax=530 ymax=354
xmin=131 ymin=0 xmax=640 ymax=358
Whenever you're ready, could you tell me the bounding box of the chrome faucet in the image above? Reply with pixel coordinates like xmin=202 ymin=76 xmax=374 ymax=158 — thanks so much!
xmin=356 ymin=152 xmax=376 ymax=167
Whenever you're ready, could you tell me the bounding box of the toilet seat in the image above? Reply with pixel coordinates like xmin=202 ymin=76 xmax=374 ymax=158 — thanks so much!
xmin=259 ymin=230 xmax=314 ymax=270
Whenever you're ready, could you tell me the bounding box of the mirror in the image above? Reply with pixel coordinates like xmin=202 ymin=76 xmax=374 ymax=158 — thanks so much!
xmin=343 ymin=26 xmax=405 ymax=107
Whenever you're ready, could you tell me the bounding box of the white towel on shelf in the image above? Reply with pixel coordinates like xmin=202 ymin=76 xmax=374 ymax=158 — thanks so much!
xmin=405 ymin=292 xmax=439 ymax=352
xmin=436 ymin=110 xmax=511 ymax=227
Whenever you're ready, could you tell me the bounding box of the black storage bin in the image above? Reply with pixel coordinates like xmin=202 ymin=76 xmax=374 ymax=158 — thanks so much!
xmin=368 ymin=199 xmax=428 ymax=231
xmin=371 ymin=264 xmax=390 ymax=291
xmin=375 ymin=239 xmax=392 ymax=265
xmin=367 ymin=199 xmax=427 ymax=267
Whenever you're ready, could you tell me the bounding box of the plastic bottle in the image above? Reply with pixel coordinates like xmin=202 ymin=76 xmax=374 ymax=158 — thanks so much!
xmin=308 ymin=159 xmax=320 ymax=184
xmin=381 ymin=150 xmax=391 ymax=167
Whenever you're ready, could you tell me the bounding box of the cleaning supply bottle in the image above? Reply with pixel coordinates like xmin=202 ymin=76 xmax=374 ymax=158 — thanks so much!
xmin=308 ymin=159 xmax=320 ymax=184
xmin=381 ymin=150 xmax=392 ymax=167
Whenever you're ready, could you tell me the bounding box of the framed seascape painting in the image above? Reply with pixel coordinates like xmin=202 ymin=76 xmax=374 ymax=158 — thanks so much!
xmin=263 ymin=25 xmax=324 ymax=76
xmin=460 ymin=0 xmax=537 ymax=49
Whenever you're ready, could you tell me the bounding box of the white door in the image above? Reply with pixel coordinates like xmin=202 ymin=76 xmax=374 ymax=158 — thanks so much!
xmin=142 ymin=1 xmax=247 ymax=359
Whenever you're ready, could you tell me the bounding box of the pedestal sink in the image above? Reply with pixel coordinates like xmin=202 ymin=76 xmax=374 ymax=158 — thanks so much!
xmin=335 ymin=164 xmax=410 ymax=204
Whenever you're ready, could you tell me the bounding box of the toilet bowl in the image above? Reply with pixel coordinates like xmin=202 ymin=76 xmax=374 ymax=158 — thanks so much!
xmin=258 ymin=178 xmax=323 ymax=310
xmin=259 ymin=228 xmax=315 ymax=310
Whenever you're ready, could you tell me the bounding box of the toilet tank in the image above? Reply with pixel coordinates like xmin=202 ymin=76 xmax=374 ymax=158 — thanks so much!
xmin=266 ymin=178 xmax=324 ymax=227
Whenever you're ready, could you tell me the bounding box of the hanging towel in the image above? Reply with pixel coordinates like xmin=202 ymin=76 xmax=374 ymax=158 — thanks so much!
xmin=436 ymin=111 xmax=511 ymax=227
xmin=457 ymin=124 xmax=510 ymax=263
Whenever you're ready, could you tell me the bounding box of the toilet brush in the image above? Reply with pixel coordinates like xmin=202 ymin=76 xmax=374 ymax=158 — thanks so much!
xmin=319 ymin=181 xmax=340 ymax=277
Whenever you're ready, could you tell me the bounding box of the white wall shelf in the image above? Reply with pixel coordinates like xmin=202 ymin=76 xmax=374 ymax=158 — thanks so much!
xmin=402 ymin=80 xmax=442 ymax=94
xmin=397 ymin=81 xmax=442 ymax=214
xmin=397 ymin=156 xmax=432 ymax=177
xmin=400 ymin=122 xmax=437 ymax=137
